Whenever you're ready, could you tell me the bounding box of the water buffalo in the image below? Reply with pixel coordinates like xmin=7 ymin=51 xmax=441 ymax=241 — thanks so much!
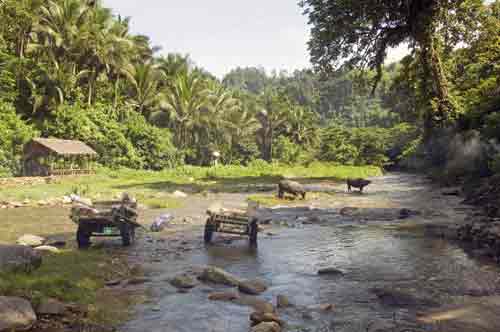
xmin=347 ymin=178 xmax=372 ymax=193
xmin=278 ymin=180 xmax=306 ymax=199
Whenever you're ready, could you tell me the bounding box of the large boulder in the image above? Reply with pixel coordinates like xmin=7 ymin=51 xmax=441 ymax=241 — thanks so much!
xmin=16 ymin=235 xmax=45 ymax=247
xmin=0 ymin=245 xmax=42 ymax=273
xmin=0 ymin=296 xmax=37 ymax=332
xmin=198 ymin=266 xmax=241 ymax=286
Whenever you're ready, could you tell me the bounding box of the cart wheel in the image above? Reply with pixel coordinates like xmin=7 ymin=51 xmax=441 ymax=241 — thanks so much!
xmin=77 ymin=225 xmax=91 ymax=249
xmin=121 ymin=224 xmax=134 ymax=247
xmin=204 ymin=220 xmax=215 ymax=244
xmin=249 ymin=219 xmax=258 ymax=247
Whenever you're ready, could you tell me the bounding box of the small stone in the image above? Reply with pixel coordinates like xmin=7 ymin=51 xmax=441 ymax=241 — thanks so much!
xmin=276 ymin=295 xmax=291 ymax=308
xmin=250 ymin=311 xmax=285 ymax=326
xmin=170 ymin=274 xmax=197 ymax=289
xmin=34 ymin=246 xmax=60 ymax=254
xmin=340 ymin=207 xmax=359 ymax=216
xmin=172 ymin=191 xmax=188 ymax=198
xmin=125 ymin=277 xmax=152 ymax=285
xmin=319 ymin=303 xmax=335 ymax=311
xmin=235 ymin=295 xmax=274 ymax=313
xmin=62 ymin=196 xmax=72 ymax=204
xmin=105 ymin=279 xmax=123 ymax=287
xmin=36 ymin=298 xmax=67 ymax=315
xmin=17 ymin=235 xmax=45 ymax=247
xmin=208 ymin=291 xmax=240 ymax=302
xmin=317 ymin=267 xmax=345 ymax=276
xmin=302 ymin=311 xmax=314 ymax=320
xmin=238 ymin=279 xmax=268 ymax=295
xmin=251 ymin=321 xmax=281 ymax=332
xmin=45 ymin=238 xmax=67 ymax=248
xmin=250 ymin=312 xmax=284 ymax=327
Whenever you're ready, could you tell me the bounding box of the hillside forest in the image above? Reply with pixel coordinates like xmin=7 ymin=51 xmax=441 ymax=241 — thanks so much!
xmin=0 ymin=0 xmax=499 ymax=181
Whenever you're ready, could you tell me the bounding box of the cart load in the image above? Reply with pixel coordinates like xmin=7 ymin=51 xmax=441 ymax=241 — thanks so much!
xmin=70 ymin=193 xmax=140 ymax=248
xmin=204 ymin=206 xmax=259 ymax=247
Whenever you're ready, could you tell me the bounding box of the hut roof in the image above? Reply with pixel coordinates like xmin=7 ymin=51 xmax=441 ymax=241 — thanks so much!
xmin=31 ymin=138 xmax=97 ymax=156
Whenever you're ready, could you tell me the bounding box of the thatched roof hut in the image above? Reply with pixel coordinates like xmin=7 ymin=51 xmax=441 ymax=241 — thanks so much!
xmin=23 ymin=138 xmax=97 ymax=176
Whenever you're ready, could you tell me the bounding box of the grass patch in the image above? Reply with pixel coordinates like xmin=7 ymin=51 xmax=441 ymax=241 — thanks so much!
xmin=0 ymin=163 xmax=382 ymax=203
xmin=0 ymin=249 xmax=137 ymax=324
xmin=134 ymin=193 xmax=182 ymax=209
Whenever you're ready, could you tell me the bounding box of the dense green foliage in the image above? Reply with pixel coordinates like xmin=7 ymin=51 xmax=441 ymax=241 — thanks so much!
xmin=0 ymin=0 xmax=498 ymax=178
xmin=0 ymin=102 xmax=37 ymax=176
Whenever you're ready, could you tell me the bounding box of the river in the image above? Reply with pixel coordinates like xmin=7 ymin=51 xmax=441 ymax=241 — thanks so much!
xmin=120 ymin=174 xmax=500 ymax=332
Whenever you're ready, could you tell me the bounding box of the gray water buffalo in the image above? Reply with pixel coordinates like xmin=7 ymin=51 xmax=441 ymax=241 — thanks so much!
xmin=278 ymin=180 xmax=306 ymax=199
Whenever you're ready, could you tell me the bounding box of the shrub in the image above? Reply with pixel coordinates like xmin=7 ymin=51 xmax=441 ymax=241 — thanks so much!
xmin=319 ymin=126 xmax=359 ymax=165
xmin=273 ymin=136 xmax=302 ymax=164
xmin=41 ymin=104 xmax=181 ymax=170
xmin=122 ymin=111 xmax=182 ymax=169
xmin=0 ymin=101 xmax=37 ymax=176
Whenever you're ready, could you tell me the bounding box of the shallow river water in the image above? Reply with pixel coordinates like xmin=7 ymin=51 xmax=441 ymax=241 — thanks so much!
xmin=121 ymin=174 xmax=500 ymax=332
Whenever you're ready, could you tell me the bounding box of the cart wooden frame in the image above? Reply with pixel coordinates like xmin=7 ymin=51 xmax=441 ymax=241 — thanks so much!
xmin=204 ymin=209 xmax=259 ymax=247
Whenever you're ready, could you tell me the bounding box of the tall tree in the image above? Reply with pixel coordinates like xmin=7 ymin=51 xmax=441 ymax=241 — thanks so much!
xmin=124 ymin=62 xmax=161 ymax=116
xmin=161 ymin=70 xmax=210 ymax=151
xmin=300 ymin=0 xmax=483 ymax=133
xmin=256 ymin=89 xmax=291 ymax=161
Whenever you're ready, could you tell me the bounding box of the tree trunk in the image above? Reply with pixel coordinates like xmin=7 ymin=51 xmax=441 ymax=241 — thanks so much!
xmin=412 ymin=0 xmax=456 ymax=137
xmin=113 ymin=77 xmax=120 ymax=108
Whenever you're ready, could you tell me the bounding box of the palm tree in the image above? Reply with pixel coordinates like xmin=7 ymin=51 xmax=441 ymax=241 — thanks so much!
xmin=223 ymin=106 xmax=260 ymax=163
xmin=286 ymin=105 xmax=320 ymax=147
xmin=156 ymin=53 xmax=190 ymax=84
xmin=34 ymin=0 xmax=90 ymax=60
xmin=124 ymin=62 xmax=162 ymax=116
xmin=161 ymin=70 xmax=210 ymax=150
xmin=256 ymin=89 xmax=291 ymax=161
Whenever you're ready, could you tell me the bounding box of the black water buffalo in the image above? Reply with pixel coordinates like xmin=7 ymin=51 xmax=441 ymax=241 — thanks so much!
xmin=347 ymin=178 xmax=372 ymax=193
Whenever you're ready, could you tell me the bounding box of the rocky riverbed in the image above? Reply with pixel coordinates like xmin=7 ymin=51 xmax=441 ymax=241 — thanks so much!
xmin=119 ymin=173 xmax=500 ymax=332
xmin=2 ymin=173 xmax=500 ymax=332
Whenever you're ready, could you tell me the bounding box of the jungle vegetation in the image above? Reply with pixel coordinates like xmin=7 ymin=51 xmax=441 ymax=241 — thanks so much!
xmin=0 ymin=0 xmax=499 ymax=178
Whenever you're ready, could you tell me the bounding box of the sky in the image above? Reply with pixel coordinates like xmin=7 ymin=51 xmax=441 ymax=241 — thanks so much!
xmin=102 ymin=0 xmax=409 ymax=78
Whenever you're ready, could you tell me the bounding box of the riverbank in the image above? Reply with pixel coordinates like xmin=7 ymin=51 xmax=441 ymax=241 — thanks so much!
xmin=0 ymin=163 xmax=380 ymax=331
xmin=0 ymin=163 xmax=381 ymax=209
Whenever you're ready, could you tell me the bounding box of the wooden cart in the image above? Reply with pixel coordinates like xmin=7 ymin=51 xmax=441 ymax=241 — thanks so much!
xmin=70 ymin=199 xmax=140 ymax=249
xmin=204 ymin=208 xmax=259 ymax=247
